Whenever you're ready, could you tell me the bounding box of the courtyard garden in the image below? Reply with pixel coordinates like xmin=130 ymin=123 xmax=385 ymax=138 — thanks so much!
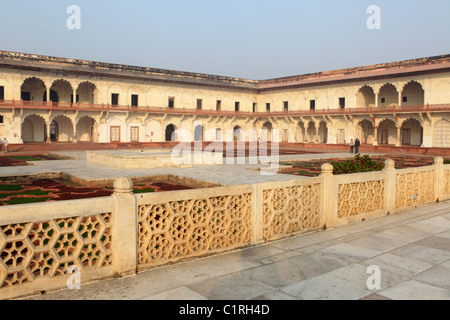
xmin=0 ymin=177 xmax=194 ymax=206
xmin=0 ymin=153 xmax=72 ymax=166
xmin=280 ymin=154 xmax=450 ymax=177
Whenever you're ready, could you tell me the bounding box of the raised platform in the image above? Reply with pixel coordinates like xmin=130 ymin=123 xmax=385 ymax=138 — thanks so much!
xmin=86 ymin=149 xmax=225 ymax=169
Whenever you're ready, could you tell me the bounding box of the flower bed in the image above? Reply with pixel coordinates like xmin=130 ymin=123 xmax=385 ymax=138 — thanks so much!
xmin=280 ymin=154 xmax=450 ymax=177
xmin=0 ymin=178 xmax=194 ymax=206
xmin=0 ymin=154 xmax=72 ymax=166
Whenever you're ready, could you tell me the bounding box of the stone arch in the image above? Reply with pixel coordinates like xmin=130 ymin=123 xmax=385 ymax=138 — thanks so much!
xmin=307 ymin=121 xmax=316 ymax=143
xmin=76 ymin=81 xmax=97 ymax=104
xmin=51 ymin=115 xmax=74 ymax=142
xmin=401 ymin=81 xmax=424 ymax=106
xmin=296 ymin=121 xmax=306 ymax=142
xmin=356 ymin=85 xmax=376 ymax=108
xmin=318 ymin=121 xmax=328 ymax=143
xmin=76 ymin=116 xmax=96 ymax=142
xmin=21 ymin=77 xmax=47 ymax=102
xmin=357 ymin=119 xmax=375 ymax=144
xmin=21 ymin=114 xmax=46 ymax=142
xmin=400 ymin=118 xmax=423 ymax=146
xmin=378 ymin=83 xmax=398 ymax=106
xmin=233 ymin=125 xmax=243 ymax=141
xmin=50 ymin=79 xmax=73 ymax=103
xmin=194 ymin=124 xmax=204 ymax=142
xmin=378 ymin=118 xmax=397 ymax=145
xmin=165 ymin=123 xmax=177 ymax=142
xmin=261 ymin=121 xmax=273 ymax=142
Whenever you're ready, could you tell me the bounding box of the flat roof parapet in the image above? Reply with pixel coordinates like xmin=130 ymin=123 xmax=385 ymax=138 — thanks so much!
xmin=0 ymin=50 xmax=449 ymax=91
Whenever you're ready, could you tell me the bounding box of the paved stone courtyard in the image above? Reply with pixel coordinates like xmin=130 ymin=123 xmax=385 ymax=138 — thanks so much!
xmin=22 ymin=199 xmax=450 ymax=301
xmin=0 ymin=149 xmax=359 ymax=186
xmin=0 ymin=148 xmax=445 ymax=301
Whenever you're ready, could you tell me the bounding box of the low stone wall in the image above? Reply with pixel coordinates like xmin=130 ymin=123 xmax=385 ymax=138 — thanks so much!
xmin=0 ymin=157 xmax=448 ymax=299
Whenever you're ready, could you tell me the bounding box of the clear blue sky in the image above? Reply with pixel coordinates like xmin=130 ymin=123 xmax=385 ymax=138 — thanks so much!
xmin=0 ymin=0 xmax=449 ymax=79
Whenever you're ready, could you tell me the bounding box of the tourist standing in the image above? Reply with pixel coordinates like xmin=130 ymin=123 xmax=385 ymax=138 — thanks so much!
xmin=2 ymin=138 xmax=8 ymax=153
xmin=355 ymin=138 xmax=360 ymax=154
xmin=349 ymin=139 xmax=355 ymax=153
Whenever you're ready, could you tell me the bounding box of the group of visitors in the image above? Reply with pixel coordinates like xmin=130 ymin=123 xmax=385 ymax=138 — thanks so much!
xmin=349 ymin=138 xmax=360 ymax=154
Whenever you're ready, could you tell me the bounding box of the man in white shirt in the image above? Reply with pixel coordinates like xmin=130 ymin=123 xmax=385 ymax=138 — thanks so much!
xmin=1 ymin=138 xmax=8 ymax=153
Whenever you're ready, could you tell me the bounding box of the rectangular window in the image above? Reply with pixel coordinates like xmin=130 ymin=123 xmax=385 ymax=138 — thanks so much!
xmin=21 ymin=91 xmax=31 ymax=101
xmin=310 ymin=100 xmax=316 ymax=110
xmin=130 ymin=126 xmax=139 ymax=142
xmin=0 ymin=116 xmax=3 ymax=124
xmin=266 ymin=103 xmax=271 ymax=112
xmin=0 ymin=86 xmax=4 ymax=100
xmin=168 ymin=97 xmax=175 ymax=108
xmin=253 ymin=103 xmax=257 ymax=113
xmin=110 ymin=126 xmax=121 ymax=142
xmin=216 ymin=100 xmax=222 ymax=111
xmin=283 ymin=101 xmax=289 ymax=111
xmin=339 ymin=97 xmax=346 ymax=109
xmin=111 ymin=94 xmax=119 ymax=106
xmin=235 ymin=102 xmax=240 ymax=112
xmin=131 ymin=95 xmax=139 ymax=107
xmin=197 ymin=99 xmax=202 ymax=110
xmin=402 ymin=96 xmax=408 ymax=103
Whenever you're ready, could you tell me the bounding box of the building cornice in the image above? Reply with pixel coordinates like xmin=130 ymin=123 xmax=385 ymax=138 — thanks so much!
xmin=0 ymin=50 xmax=449 ymax=92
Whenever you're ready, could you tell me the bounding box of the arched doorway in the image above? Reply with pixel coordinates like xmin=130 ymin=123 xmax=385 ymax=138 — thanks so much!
xmin=52 ymin=116 xmax=74 ymax=142
xmin=76 ymin=116 xmax=95 ymax=142
xmin=233 ymin=126 xmax=243 ymax=141
xmin=378 ymin=119 xmax=397 ymax=145
xmin=194 ymin=124 xmax=204 ymax=142
xmin=76 ymin=82 xmax=97 ymax=104
xmin=165 ymin=124 xmax=176 ymax=142
xmin=401 ymin=81 xmax=424 ymax=106
xmin=21 ymin=115 xmax=46 ymax=142
xmin=357 ymin=119 xmax=375 ymax=144
xmin=400 ymin=118 xmax=423 ymax=146
xmin=50 ymin=80 xmax=73 ymax=103
xmin=318 ymin=121 xmax=328 ymax=143
xmin=21 ymin=78 xmax=46 ymax=102
xmin=261 ymin=122 xmax=273 ymax=142
xmin=297 ymin=122 xmax=306 ymax=143
xmin=356 ymin=86 xmax=376 ymax=109
xmin=307 ymin=122 xmax=316 ymax=143
xmin=50 ymin=121 xmax=58 ymax=141
xmin=378 ymin=83 xmax=398 ymax=106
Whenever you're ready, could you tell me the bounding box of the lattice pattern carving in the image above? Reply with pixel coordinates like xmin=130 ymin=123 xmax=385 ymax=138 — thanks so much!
xmin=137 ymin=193 xmax=252 ymax=268
xmin=396 ymin=171 xmax=435 ymax=209
xmin=0 ymin=213 xmax=113 ymax=288
xmin=444 ymin=170 xmax=450 ymax=197
xmin=338 ymin=180 xmax=385 ymax=218
xmin=262 ymin=184 xmax=321 ymax=240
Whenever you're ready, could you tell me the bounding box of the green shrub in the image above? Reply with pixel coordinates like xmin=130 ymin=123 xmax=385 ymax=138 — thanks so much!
xmin=333 ymin=154 xmax=384 ymax=175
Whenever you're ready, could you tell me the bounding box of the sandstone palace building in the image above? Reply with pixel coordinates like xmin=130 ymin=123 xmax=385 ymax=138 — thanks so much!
xmin=0 ymin=50 xmax=449 ymax=148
